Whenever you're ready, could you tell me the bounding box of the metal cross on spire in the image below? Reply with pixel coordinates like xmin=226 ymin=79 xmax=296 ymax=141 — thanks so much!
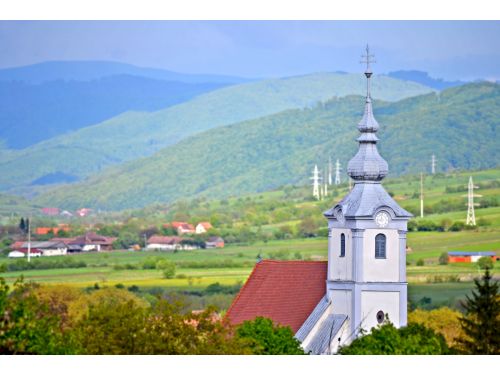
xmin=360 ymin=44 xmax=376 ymax=74
xmin=360 ymin=44 xmax=376 ymax=99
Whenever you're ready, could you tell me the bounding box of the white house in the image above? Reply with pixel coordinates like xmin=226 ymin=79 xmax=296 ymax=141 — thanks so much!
xmin=195 ymin=222 xmax=213 ymax=234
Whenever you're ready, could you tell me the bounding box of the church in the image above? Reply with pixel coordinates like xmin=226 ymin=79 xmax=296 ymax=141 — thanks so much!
xmin=226 ymin=47 xmax=413 ymax=354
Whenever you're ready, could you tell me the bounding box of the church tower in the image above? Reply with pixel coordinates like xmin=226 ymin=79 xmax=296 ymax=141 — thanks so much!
xmin=323 ymin=46 xmax=412 ymax=349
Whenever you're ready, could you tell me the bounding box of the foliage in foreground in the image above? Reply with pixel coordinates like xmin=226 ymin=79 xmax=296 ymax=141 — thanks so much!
xmin=0 ymin=277 xmax=303 ymax=355
xmin=338 ymin=322 xmax=453 ymax=355
xmin=235 ymin=316 xmax=305 ymax=355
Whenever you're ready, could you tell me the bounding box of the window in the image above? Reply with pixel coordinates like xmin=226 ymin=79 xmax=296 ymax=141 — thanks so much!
xmin=340 ymin=234 xmax=346 ymax=257
xmin=376 ymin=310 xmax=385 ymax=324
xmin=375 ymin=233 xmax=386 ymax=259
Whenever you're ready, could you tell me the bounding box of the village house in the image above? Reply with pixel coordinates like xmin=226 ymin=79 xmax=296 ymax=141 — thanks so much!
xmin=76 ymin=208 xmax=92 ymax=217
xmin=226 ymin=49 xmax=412 ymax=354
xmin=35 ymin=224 xmax=70 ymax=236
xmin=9 ymin=241 xmax=68 ymax=257
xmin=146 ymin=235 xmax=183 ymax=250
xmin=146 ymin=235 xmax=202 ymax=251
xmin=448 ymin=251 xmax=498 ymax=263
xmin=195 ymin=222 xmax=213 ymax=234
xmin=40 ymin=207 xmax=60 ymax=216
xmin=68 ymin=232 xmax=116 ymax=252
xmin=205 ymin=236 xmax=224 ymax=248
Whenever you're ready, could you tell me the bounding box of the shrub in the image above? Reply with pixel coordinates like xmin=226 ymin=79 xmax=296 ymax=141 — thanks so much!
xmin=156 ymin=259 xmax=176 ymax=279
xmin=449 ymin=221 xmax=466 ymax=232
xmin=439 ymin=252 xmax=449 ymax=265
xmin=477 ymin=256 xmax=493 ymax=270
xmin=416 ymin=259 xmax=425 ymax=266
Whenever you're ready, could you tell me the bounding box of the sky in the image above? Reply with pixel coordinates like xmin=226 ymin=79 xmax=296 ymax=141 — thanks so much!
xmin=0 ymin=21 xmax=499 ymax=80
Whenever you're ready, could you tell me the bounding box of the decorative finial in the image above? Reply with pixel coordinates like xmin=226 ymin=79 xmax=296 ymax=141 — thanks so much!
xmin=360 ymin=44 xmax=376 ymax=99
xmin=347 ymin=45 xmax=388 ymax=182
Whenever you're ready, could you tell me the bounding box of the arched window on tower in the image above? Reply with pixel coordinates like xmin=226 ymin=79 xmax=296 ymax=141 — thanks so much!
xmin=340 ymin=233 xmax=346 ymax=257
xmin=375 ymin=234 xmax=386 ymax=259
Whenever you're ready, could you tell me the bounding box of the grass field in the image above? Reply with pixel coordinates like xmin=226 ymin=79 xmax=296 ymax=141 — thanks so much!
xmin=1 ymin=230 xmax=498 ymax=310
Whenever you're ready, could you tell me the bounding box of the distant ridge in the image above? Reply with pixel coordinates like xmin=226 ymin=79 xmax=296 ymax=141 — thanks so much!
xmin=0 ymin=60 xmax=251 ymax=84
xmin=0 ymin=71 xmax=433 ymax=192
xmin=387 ymin=70 xmax=465 ymax=90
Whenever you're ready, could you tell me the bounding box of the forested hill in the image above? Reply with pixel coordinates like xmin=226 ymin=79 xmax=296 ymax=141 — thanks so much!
xmin=0 ymin=72 xmax=432 ymax=191
xmin=35 ymin=82 xmax=499 ymax=211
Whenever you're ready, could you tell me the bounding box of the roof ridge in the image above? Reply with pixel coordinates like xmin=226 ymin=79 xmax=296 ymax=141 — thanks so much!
xmin=260 ymin=259 xmax=327 ymax=264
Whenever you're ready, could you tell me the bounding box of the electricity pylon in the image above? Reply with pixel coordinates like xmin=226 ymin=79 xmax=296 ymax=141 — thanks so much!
xmin=464 ymin=176 xmax=481 ymax=226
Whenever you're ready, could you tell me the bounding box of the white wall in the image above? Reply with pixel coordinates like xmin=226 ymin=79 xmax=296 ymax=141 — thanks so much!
xmin=329 ymin=229 xmax=352 ymax=280
xmin=361 ymin=291 xmax=400 ymax=331
xmin=329 ymin=290 xmax=352 ymax=317
xmin=362 ymin=229 xmax=399 ymax=282
xmin=42 ymin=248 xmax=67 ymax=256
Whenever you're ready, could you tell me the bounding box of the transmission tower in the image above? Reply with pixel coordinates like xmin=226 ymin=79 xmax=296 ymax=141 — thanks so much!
xmin=420 ymin=173 xmax=424 ymax=218
xmin=310 ymin=165 xmax=321 ymax=200
xmin=335 ymin=159 xmax=342 ymax=185
xmin=431 ymin=154 xmax=437 ymax=174
xmin=465 ymin=176 xmax=481 ymax=226
xmin=328 ymin=157 xmax=333 ymax=185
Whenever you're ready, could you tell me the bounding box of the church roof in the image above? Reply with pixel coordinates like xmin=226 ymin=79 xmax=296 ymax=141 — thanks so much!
xmin=226 ymin=260 xmax=327 ymax=333
xmin=324 ymin=182 xmax=413 ymax=219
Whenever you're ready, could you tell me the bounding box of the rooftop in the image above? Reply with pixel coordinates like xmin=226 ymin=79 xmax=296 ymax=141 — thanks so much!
xmin=226 ymin=260 xmax=327 ymax=333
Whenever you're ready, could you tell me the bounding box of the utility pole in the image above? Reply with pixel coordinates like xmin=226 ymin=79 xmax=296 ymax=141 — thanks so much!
xmin=324 ymin=166 xmax=328 ymax=198
xmin=431 ymin=154 xmax=436 ymax=174
xmin=335 ymin=159 xmax=341 ymax=185
xmin=328 ymin=157 xmax=333 ymax=186
xmin=311 ymin=165 xmax=321 ymax=200
xmin=27 ymin=215 xmax=31 ymax=262
xmin=465 ymin=176 xmax=481 ymax=226
xmin=420 ymin=173 xmax=424 ymax=218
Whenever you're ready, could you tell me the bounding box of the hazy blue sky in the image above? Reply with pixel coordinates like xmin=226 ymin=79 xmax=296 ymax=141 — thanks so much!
xmin=1 ymin=21 xmax=499 ymax=80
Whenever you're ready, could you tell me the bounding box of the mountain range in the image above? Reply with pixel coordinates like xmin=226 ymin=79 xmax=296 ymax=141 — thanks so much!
xmin=0 ymin=69 xmax=433 ymax=192
xmin=33 ymin=82 xmax=500 ymax=211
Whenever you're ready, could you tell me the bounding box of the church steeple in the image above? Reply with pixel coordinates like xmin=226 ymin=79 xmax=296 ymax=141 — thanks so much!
xmin=347 ymin=45 xmax=388 ymax=182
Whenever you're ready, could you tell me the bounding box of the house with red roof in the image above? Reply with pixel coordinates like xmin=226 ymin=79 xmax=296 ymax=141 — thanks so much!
xmin=195 ymin=222 xmax=213 ymax=234
xmin=226 ymin=53 xmax=411 ymax=354
xmin=68 ymin=232 xmax=115 ymax=251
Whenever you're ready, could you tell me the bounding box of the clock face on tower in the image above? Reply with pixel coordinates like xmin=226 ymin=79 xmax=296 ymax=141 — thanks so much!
xmin=375 ymin=211 xmax=390 ymax=228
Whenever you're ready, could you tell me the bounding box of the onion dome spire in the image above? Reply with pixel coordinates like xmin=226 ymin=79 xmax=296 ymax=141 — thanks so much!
xmin=347 ymin=45 xmax=388 ymax=182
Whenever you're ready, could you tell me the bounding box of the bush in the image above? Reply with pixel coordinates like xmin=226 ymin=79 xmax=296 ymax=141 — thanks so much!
xmin=439 ymin=252 xmax=449 ymax=265
xmin=156 ymin=259 xmax=176 ymax=279
xmin=416 ymin=259 xmax=425 ymax=266
xmin=477 ymin=256 xmax=493 ymax=270
xmin=449 ymin=221 xmax=466 ymax=232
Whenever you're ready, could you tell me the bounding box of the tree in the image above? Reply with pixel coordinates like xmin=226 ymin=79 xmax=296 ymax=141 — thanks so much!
xmin=477 ymin=256 xmax=494 ymax=270
xmin=409 ymin=307 xmax=463 ymax=346
xmin=0 ymin=278 xmax=76 ymax=354
xmin=455 ymin=269 xmax=500 ymax=354
xmin=235 ymin=316 xmax=305 ymax=355
xmin=339 ymin=322 xmax=453 ymax=355
xmin=438 ymin=252 xmax=449 ymax=265
xmin=156 ymin=259 xmax=176 ymax=279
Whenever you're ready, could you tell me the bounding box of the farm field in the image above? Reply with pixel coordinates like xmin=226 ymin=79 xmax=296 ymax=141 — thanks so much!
xmin=1 ymin=230 xmax=498 ymax=310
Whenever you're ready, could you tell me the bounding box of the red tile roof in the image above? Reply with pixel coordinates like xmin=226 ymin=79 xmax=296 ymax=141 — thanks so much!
xmin=226 ymin=260 xmax=327 ymax=333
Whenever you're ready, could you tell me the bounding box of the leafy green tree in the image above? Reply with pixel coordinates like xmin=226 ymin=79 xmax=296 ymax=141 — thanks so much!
xmin=455 ymin=269 xmax=500 ymax=354
xmin=235 ymin=316 xmax=305 ymax=355
xmin=339 ymin=322 xmax=453 ymax=355
xmin=477 ymin=256 xmax=494 ymax=270
xmin=439 ymin=252 xmax=449 ymax=265
xmin=0 ymin=277 xmax=76 ymax=354
xmin=156 ymin=259 xmax=176 ymax=279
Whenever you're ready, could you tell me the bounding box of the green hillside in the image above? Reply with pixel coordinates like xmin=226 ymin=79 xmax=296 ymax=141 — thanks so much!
xmin=34 ymin=82 xmax=499 ymax=211
xmin=0 ymin=73 xmax=432 ymax=192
